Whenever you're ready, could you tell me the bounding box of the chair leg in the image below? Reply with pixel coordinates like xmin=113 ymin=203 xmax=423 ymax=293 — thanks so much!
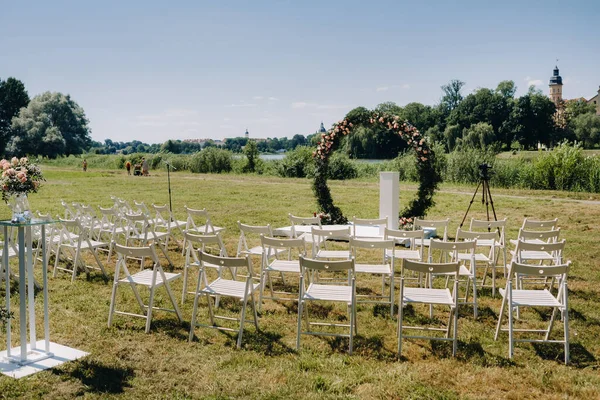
xmin=452 ymin=306 xmax=458 ymax=356
xmin=397 ymin=300 xmax=404 ymax=356
xmin=206 ymin=293 xmax=216 ymax=326
xmin=53 ymin=246 xmax=61 ymax=278
xmin=182 ymin=266 xmax=188 ymax=305
xmin=296 ymin=300 xmax=303 ymax=350
xmin=189 ymin=293 xmax=200 ymax=342
xmin=564 ymin=304 xmax=570 ymax=364
xmin=545 ymin=306 xmax=558 ymax=341
xmin=251 ymin=291 xmax=259 ymax=330
xmin=491 ymin=263 xmax=496 ymax=297
xmin=91 ymin=248 xmax=108 ymax=278
xmin=389 ymin=274 xmax=394 ymax=318
xmin=508 ymin=298 xmax=514 ymax=359
xmin=108 ymin=283 xmax=118 ymax=327
xmin=494 ymin=294 xmax=507 ymax=341
xmin=145 ymin=287 xmax=156 ymax=333
xmin=237 ymin=296 xmax=248 ymax=349
xmin=472 ymin=276 xmax=478 ymax=318
xmin=349 ymin=301 xmax=355 ymax=355
xmin=163 ymin=280 xmax=183 ymax=322
xmin=71 ymin=247 xmax=81 ymax=283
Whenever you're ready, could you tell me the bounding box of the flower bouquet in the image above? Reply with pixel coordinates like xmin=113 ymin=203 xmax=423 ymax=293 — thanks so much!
xmin=1 ymin=157 xmax=44 ymax=222
xmin=399 ymin=217 xmax=414 ymax=230
xmin=314 ymin=211 xmax=333 ymax=225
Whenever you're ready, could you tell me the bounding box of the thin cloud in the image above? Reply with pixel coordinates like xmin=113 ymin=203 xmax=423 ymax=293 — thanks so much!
xmin=524 ymin=76 xmax=544 ymax=87
xmin=268 ymin=97 xmax=279 ymax=101
xmin=376 ymin=86 xmax=390 ymax=92
xmin=252 ymin=96 xmax=264 ymax=100
xmin=376 ymin=84 xmax=410 ymax=92
xmin=226 ymin=103 xmax=258 ymax=108
xmin=291 ymin=102 xmax=349 ymax=110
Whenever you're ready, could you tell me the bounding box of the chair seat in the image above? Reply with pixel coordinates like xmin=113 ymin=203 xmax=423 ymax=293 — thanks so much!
xmin=499 ymin=288 xmax=562 ymax=307
xmin=402 ymin=287 xmax=454 ymax=305
xmin=413 ymin=238 xmax=431 ymax=247
xmin=202 ymin=278 xmax=260 ymax=298
xmin=385 ymin=249 xmax=421 ymax=260
xmin=119 ymin=269 xmax=180 ymax=286
xmin=303 ymin=283 xmax=352 ymax=302
xmin=129 ymin=232 xmax=169 ymax=241
xmin=355 ymin=263 xmax=392 ymax=275
xmin=267 ymin=260 xmax=300 ymax=273
xmin=434 ymin=265 xmax=473 ymax=278
xmin=456 ymin=253 xmax=492 ymax=263
xmin=517 ymin=250 xmax=554 ymax=261
xmin=243 ymin=247 xmax=286 ymax=257
xmin=315 ymin=250 xmax=351 ymax=259
xmin=187 ymin=225 xmax=225 ymax=235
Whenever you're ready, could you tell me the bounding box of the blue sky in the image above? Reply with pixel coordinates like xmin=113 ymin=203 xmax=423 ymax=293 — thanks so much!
xmin=1 ymin=0 xmax=599 ymax=144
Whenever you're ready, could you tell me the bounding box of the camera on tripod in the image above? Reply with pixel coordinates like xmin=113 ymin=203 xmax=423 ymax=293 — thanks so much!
xmin=478 ymin=163 xmax=493 ymax=180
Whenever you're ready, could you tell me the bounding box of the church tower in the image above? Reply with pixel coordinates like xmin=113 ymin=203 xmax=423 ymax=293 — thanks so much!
xmin=548 ymin=65 xmax=563 ymax=105
xmin=245 ymin=128 xmax=249 ymax=139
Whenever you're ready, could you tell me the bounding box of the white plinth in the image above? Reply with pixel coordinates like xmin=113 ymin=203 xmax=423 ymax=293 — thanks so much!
xmin=379 ymin=172 xmax=399 ymax=231
xmin=0 ymin=341 xmax=88 ymax=378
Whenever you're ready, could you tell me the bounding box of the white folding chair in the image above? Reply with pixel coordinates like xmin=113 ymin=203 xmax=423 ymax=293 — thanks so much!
xmin=259 ymin=235 xmax=306 ymax=309
xmin=429 ymin=240 xmax=478 ymax=317
xmin=413 ymin=218 xmax=449 ymax=248
xmin=181 ymin=231 xmax=228 ymax=304
xmin=455 ymin=228 xmax=499 ymax=296
xmin=384 ymin=228 xmax=425 ymax=263
xmin=350 ymin=237 xmax=395 ymax=316
xmin=288 ymin=213 xmax=322 ymax=242
xmin=397 ymin=259 xmax=460 ymax=357
xmin=189 ymin=251 xmax=260 ymax=349
xmin=108 ymin=244 xmax=182 ymax=333
xmin=184 ymin=206 xmax=225 ymax=235
xmin=351 ymin=216 xmax=387 ymax=239
xmin=153 ymin=204 xmax=186 ymax=245
xmin=495 ymin=261 xmax=571 ymax=364
xmin=296 ymin=256 xmax=357 ymax=354
xmin=311 ymin=226 xmax=351 ymax=260
xmin=95 ymin=206 xmax=126 ymax=262
xmin=237 ymin=221 xmax=285 ymax=259
xmin=123 ymin=212 xmax=173 ymax=267
xmin=521 ymin=218 xmax=558 ymax=231
xmin=53 ymin=218 xmax=109 ymax=282
xmin=470 ymin=218 xmax=508 ymax=278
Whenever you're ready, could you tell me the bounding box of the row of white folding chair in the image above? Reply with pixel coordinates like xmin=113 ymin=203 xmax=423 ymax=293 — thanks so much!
xmin=53 ymin=218 xmax=109 ymax=282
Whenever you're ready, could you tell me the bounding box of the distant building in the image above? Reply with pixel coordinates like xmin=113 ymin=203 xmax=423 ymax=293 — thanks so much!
xmin=319 ymin=121 xmax=327 ymax=133
xmin=245 ymin=128 xmax=249 ymax=139
xmin=548 ymin=66 xmax=563 ymax=105
xmin=588 ymin=87 xmax=600 ymax=116
xmin=548 ymin=65 xmax=600 ymax=115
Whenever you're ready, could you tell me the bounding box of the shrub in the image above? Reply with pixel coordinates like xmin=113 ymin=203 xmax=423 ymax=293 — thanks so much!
xmin=278 ymin=146 xmax=315 ymax=178
xmin=189 ymin=148 xmax=232 ymax=173
xmin=328 ymin=153 xmax=358 ymax=180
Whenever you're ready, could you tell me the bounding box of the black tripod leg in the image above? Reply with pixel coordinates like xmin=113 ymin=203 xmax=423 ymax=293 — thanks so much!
xmin=460 ymin=181 xmax=482 ymax=228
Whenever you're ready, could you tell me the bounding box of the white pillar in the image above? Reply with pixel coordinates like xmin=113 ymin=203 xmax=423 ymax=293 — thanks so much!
xmin=379 ymin=172 xmax=399 ymax=231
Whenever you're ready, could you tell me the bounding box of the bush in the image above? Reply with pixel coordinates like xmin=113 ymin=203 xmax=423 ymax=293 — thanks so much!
xmin=444 ymin=147 xmax=497 ymax=184
xmin=278 ymin=146 xmax=315 ymax=178
xmin=328 ymin=153 xmax=358 ymax=180
xmin=189 ymin=148 xmax=233 ymax=173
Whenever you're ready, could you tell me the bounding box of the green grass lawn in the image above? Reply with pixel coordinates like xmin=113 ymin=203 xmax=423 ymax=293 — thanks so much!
xmin=1 ymin=166 xmax=599 ymax=399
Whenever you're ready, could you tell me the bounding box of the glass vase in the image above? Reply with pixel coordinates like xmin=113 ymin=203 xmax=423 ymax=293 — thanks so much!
xmin=8 ymin=193 xmax=31 ymax=223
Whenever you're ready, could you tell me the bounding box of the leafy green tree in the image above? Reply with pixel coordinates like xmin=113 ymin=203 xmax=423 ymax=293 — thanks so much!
xmin=243 ymin=139 xmax=259 ymax=172
xmin=9 ymin=92 xmax=91 ymax=157
xmin=495 ymin=80 xmax=517 ymax=98
xmin=440 ymin=79 xmax=465 ymax=114
xmin=0 ymin=77 xmax=29 ymax=155
xmin=461 ymin=122 xmax=495 ymax=150
xmin=565 ymin=99 xmax=596 ymax=121
xmin=571 ymin=113 xmax=600 ymax=148
xmin=510 ymin=88 xmax=557 ymax=149
xmin=443 ymin=124 xmax=462 ymax=151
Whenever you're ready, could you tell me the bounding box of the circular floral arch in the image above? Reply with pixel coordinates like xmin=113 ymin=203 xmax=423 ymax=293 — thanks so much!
xmin=313 ymin=108 xmax=441 ymax=225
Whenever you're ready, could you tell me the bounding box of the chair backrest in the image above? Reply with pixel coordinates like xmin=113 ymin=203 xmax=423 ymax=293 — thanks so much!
xmin=299 ymin=255 xmax=354 ymax=273
xmin=123 ymin=212 xmax=153 ymax=240
xmin=199 ymin=251 xmax=253 ymax=279
xmin=521 ymin=218 xmax=558 ymax=231
xmin=403 ymin=259 xmax=460 ymax=275
xmin=455 ymin=228 xmax=497 ymax=243
xmin=61 ymin=200 xmax=78 ymax=219
xmin=288 ymin=214 xmax=321 ymax=238
xmin=351 ymin=216 xmax=387 ymax=237
xmin=184 ymin=206 xmax=217 ymax=234
xmin=514 ymin=239 xmax=566 ymax=263
xmin=238 ymin=221 xmax=273 ymax=255
xmin=429 ymin=239 xmax=476 ymax=266
xmin=57 ymin=218 xmax=87 ymax=244
xmin=350 ymin=238 xmax=394 ymax=265
xmin=518 ymin=228 xmax=561 ymax=243
xmin=113 ymin=243 xmax=161 ymax=275
xmin=261 ymin=235 xmax=306 ymax=255
xmin=508 ymin=260 xmax=570 ymax=280
xmin=183 ymin=231 xmax=227 ymax=257
xmin=413 ymin=218 xmax=450 ymax=241
xmin=469 ymin=218 xmax=506 ymax=244
xmin=311 ymin=226 xmax=351 ymax=239
xmin=152 ymin=204 xmax=171 ymax=224
xmin=133 ymin=200 xmax=152 ymax=217
xmin=384 ymin=228 xmax=424 ymax=252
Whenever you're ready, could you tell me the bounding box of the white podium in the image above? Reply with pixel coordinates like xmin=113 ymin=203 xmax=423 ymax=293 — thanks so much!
xmin=0 ymin=219 xmax=87 ymax=378
xmin=379 ymin=172 xmax=399 ymax=232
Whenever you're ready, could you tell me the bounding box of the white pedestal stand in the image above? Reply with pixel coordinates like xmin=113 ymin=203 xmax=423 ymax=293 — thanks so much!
xmin=0 ymin=219 xmax=88 ymax=378
xmin=379 ymin=172 xmax=399 ymax=235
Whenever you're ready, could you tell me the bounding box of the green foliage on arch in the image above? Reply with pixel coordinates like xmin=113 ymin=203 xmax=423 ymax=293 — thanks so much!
xmin=313 ymin=107 xmax=441 ymax=224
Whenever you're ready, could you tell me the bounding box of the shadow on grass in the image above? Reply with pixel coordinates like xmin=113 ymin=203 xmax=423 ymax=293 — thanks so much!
xmin=152 ymin=318 xmax=190 ymax=341
xmin=569 ymin=288 xmax=600 ymax=303
xmin=326 ymin=335 xmax=396 ymax=361
xmin=241 ymin=329 xmax=295 ymax=356
xmin=373 ymin=303 xmax=395 ymax=319
xmin=53 ymin=359 xmax=134 ymax=395
xmin=533 ymin=342 xmax=597 ymax=368
xmin=429 ymin=340 xmax=516 ymax=367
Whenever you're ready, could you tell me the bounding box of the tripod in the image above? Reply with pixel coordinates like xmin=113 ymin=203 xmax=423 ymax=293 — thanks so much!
xmin=164 ymin=161 xmax=176 ymax=218
xmin=460 ymin=163 xmax=498 ymax=230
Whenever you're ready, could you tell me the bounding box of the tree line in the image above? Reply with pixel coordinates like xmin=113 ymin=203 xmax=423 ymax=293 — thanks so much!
xmin=2 ymin=76 xmax=599 ymax=159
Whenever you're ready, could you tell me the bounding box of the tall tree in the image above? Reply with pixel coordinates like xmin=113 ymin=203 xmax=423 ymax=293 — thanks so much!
xmin=440 ymin=79 xmax=465 ymax=113
xmin=571 ymin=113 xmax=600 ymax=148
xmin=9 ymin=91 xmax=91 ymax=157
xmin=510 ymin=87 xmax=557 ymax=149
xmin=0 ymin=77 xmax=29 ymax=155
xmin=495 ymin=80 xmax=517 ymax=98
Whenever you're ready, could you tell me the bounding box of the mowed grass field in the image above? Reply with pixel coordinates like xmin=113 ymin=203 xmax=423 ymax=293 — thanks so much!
xmin=1 ymin=166 xmax=599 ymax=399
